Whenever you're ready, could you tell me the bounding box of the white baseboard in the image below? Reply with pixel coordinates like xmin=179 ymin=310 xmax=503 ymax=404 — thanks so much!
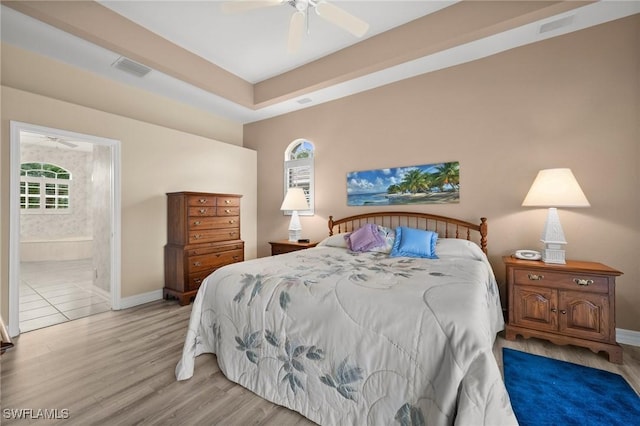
xmin=117 ymin=290 xmax=163 ymax=310
xmin=90 ymin=284 xmax=111 ymax=303
xmin=617 ymin=328 xmax=640 ymax=347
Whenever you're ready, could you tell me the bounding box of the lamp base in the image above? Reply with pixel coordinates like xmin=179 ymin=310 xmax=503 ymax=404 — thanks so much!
xmin=288 ymin=229 xmax=301 ymax=242
xmin=542 ymin=248 xmax=566 ymax=264
xmin=542 ymin=242 xmax=566 ymax=264
xmin=540 ymin=208 xmax=567 ymax=264
xmin=288 ymin=211 xmax=302 ymax=242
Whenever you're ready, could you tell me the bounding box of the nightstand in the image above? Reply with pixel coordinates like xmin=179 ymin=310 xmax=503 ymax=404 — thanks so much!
xmin=503 ymin=256 xmax=623 ymax=363
xmin=269 ymin=240 xmax=318 ymax=255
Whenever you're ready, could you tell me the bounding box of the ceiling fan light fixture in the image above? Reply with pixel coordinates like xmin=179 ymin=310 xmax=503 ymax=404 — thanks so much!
xmin=293 ymin=0 xmax=309 ymax=12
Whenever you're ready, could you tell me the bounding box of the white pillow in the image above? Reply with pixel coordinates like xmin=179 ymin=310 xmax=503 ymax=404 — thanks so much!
xmin=317 ymin=233 xmax=349 ymax=249
xmin=435 ymin=238 xmax=484 ymax=260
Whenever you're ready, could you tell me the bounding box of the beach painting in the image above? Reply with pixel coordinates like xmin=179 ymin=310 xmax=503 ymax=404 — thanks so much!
xmin=347 ymin=161 xmax=460 ymax=206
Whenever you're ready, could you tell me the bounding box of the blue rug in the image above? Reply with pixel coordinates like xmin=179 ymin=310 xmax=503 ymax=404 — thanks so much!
xmin=503 ymin=348 xmax=640 ymax=425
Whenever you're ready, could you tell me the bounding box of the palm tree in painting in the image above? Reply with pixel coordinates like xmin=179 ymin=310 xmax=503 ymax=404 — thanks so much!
xmin=385 ymin=163 xmax=459 ymax=196
xmin=387 ymin=184 xmax=401 ymax=194
xmin=435 ymin=162 xmax=459 ymax=191
xmin=401 ymin=169 xmax=430 ymax=194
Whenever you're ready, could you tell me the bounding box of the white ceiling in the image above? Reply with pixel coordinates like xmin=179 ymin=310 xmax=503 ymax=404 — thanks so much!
xmin=2 ymin=1 xmax=639 ymax=124
xmin=99 ymin=1 xmax=456 ymax=83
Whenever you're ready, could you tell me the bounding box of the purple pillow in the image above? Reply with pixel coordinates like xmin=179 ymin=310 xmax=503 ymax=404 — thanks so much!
xmin=344 ymin=223 xmax=386 ymax=252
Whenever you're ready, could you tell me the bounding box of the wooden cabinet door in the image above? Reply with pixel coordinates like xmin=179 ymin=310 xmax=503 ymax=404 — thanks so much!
xmin=559 ymin=290 xmax=609 ymax=341
xmin=512 ymin=285 xmax=558 ymax=332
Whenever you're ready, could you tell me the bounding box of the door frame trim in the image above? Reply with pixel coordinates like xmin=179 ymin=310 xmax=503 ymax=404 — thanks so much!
xmin=8 ymin=121 xmax=122 ymax=337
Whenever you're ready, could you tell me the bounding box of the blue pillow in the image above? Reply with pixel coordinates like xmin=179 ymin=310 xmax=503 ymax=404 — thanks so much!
xmin=390 ymin=226 xmax=439 ymax=259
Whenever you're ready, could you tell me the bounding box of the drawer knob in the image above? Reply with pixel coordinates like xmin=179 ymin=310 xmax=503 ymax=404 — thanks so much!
xmin=225 ymin=209 xmax=231 ymax=213
xmin=229 ymin=231 xmax=237 ymax=236
xmin=560 ymin=310 xmax=567 ymax=315
xmin=224 ymin=199 xmax=231 ymax=204
xmin=193 ymin=221 xmax=201 ymax=226
xmin=193 ymin=261 xmax=201 ymax=267
xmin=199 ymin=208 xmax=207 ymax=214
xmin=573 ymin=278 xmax=594 ymax=286
xmin=551 ymin=308 xmax=557 ymax=313
xmin=528 ymin=273 xmax=544 ymax=281
xmin=194 ymin=278 xmax=202 ymax=284
xmin=229 ymin=220 xmax=235 ymax=224
xmin=198 ymin=198 xmax=207 ymax=204
xmin=194 ymin=234 xmax=202 ymax=240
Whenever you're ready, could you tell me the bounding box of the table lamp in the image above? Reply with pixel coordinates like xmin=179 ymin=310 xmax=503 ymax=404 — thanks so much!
xmin=522 ymin=168 xmax=590 ymax=264
xmin=280 ymin=187 xmax=309 ymax=242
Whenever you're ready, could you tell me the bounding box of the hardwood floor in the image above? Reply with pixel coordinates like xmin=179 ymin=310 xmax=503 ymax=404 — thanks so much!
xmin=1 ymin=300 xmax=638 ymax=424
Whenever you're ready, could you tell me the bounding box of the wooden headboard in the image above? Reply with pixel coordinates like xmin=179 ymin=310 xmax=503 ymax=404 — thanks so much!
xmin=328 ymin=211 xmax=488 ymax=254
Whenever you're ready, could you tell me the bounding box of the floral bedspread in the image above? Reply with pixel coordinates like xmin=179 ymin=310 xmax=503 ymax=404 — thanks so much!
xmin=176 ymin=245 xmax=517 ymax=425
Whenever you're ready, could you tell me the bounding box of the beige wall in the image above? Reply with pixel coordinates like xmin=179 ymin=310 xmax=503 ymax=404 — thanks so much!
xmin=245 ymin=16 xmax=640 ymax=331
xmin=1 ymin=43 xmax=243 ymax=146
xmin=0 ymin=85 xmax=257 ymax=323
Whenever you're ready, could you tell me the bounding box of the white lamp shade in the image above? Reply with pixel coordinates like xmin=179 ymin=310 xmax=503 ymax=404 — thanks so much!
xmin=280 ymin=187 xmax=309 ymax=211
xmin=522 ymin=168 xmax=590 ymax=207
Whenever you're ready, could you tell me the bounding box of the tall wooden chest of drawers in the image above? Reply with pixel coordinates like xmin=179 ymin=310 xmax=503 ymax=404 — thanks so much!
xmin=164 ymin=192 xmax=244 ymax=305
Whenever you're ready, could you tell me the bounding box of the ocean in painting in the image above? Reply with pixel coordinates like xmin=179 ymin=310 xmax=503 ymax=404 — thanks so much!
xmin=347 ymin=192 xmax=460 ymax=206
xmin=347 ymin=193 xmax=391 ymax=206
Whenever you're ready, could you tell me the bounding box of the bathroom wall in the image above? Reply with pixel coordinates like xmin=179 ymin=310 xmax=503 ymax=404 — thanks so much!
xmin=20 ymin=143 xmax=92 ymax=241
xmin=92 ymin=144 xmax=111 ymax=293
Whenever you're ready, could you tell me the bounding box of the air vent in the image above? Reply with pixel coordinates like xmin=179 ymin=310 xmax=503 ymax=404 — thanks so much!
xmin=111 ymin=57 xmax=152 ymax=78
xmin=539 ymin=15 xmax=575 ymax=34
xmin=297 ymin=97 xmax=313 ymax=105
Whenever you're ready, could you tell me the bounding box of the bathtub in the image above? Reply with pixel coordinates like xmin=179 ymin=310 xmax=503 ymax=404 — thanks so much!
xmin=20 ymin=237 xmax=93 ymax=262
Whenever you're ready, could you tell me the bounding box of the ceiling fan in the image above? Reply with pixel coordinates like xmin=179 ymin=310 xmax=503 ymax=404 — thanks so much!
xmin=46 ymin=136 xmax=78 ymax=149
xmin=221 ymin=0 xmax=370 ymax=53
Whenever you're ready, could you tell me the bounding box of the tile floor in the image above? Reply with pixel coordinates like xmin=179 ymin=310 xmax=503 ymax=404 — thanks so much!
xmin=19 ymin=259 xmax=111 ymax=333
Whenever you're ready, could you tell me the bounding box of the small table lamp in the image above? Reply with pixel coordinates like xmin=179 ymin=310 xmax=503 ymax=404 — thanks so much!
xmin=280 ymin=187 xmax=309 ymax=242
xmin=522 ymin=168 xmax=590 ymax=264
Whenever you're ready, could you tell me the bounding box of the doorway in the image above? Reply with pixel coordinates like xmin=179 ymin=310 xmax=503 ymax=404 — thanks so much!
xmin=8 ymin=122 xmax=121 ymax=337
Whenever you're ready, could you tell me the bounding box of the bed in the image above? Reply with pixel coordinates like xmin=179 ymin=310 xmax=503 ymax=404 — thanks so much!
xmin=176 ymin=211 xmax=517 ymax=425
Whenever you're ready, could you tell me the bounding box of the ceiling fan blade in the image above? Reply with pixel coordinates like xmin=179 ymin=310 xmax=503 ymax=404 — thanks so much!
xmin=315 ymin=1 xmax=369 ymax=38
xmin=221 ymin=0 xmax=283 ymax=14
xmin=287 ymin=11 xmax=305 ymax=54
xmin=57 ymin=140 xmax=78 ymax=149
xmin=46 ymin=136 xmax=77 ymax=148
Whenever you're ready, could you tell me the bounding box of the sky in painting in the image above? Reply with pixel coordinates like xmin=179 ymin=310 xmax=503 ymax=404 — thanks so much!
xmin=347 ymin=164 xmax=441 ymax=195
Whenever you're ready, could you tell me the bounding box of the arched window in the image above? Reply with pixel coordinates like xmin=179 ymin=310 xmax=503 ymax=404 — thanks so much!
xmin=284 ymin=139 xmax=314 ymax=215
xmin=20 ymin=162 xmax=71 ymax=212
